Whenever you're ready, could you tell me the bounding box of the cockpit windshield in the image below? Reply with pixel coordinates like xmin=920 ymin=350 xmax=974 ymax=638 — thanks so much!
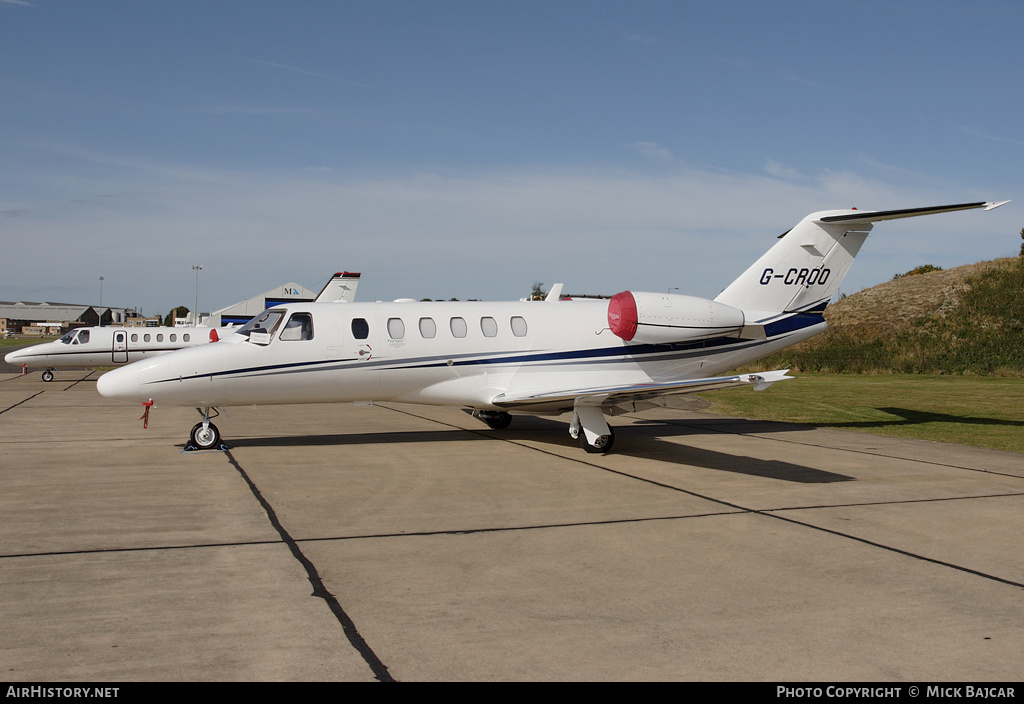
xmin=58 ymin=330 xmax=89 ymax=345
xmin=237 ymin=309 xmax=286 ymax=339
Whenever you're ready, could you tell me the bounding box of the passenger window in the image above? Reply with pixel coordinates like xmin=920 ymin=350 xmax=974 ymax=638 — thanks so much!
xmin=183 ymin=334 xmax=190 ymax=342
xmin=170 ymin=334 xmax=177 ymax=342
xmin=157 ymin=334 xmax=164 ymax=342
xmin=419 ymin=317 xmax=436 ymax=339
xmin=131 ymin=334 xmax=138 ymax=342
xmin=481 ymin=317 xmax=498 ymax=337
xmin=351 ymin=318 xmax=369 ymax=340
xmin=281 ymin=313 xmax=314 ymax=341
xmin=450 ymin=317 xmax=467 ymax=338
xmin=387 ymin=318 xmax=405 ymax=340
xmin=511 ymin=316 xmax=528 ymax=337
xmin=144 ymin=334 xmax=151 ymax=342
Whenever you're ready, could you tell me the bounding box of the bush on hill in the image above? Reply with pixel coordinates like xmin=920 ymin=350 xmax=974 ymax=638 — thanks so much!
xmin=751 ymin=258 xmax=1024 ymax=376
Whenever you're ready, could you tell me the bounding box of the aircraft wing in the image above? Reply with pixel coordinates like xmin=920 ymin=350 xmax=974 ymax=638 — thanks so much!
xmin=491 ymin=370 xmax=792 ymax=412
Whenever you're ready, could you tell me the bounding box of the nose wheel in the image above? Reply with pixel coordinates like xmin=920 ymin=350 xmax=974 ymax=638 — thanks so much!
xmin=189 ymin=421 xmax=222 ymax=450
xmin=186 ymin=407 xmax=224 ymax=451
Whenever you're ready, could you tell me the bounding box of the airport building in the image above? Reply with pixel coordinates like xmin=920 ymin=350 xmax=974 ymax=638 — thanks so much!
xmin=202 ymin=281 xmax=324 ymax=327
xmin=0 ymin=302 xmax=132 ymax=336
xmin=2 ymin=278 xmax=334 ymax=334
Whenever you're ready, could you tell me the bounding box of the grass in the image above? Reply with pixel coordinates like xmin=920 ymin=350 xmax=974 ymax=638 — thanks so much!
xmin=1 ymin=336 xmax=57 ymax=348
xmin=700 ymin=373 xmax=1024 ymax=454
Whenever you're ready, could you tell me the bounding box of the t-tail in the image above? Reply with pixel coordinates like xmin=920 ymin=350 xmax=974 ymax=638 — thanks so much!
xmin=714 ymin=201 xmax=1009 ymax=319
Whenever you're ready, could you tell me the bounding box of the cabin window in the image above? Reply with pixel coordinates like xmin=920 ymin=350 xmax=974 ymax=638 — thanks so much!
xmin=419 ymin=317 xmax=436 ymax=339
xmin=144 ymin=334 xmax=151 ymax=342
xmin=450 ymin=317 xmax=467 ymax=338
xmin=183 ymin=334 xmax=190 ymax=342
xmin=351 ymin=318 xmax=370 ymax=340
xmin=78 ymin=330 xmax=90 ymax=344
xmin=387 ymin=318 xmax=405 ymax=340
xmin=170 ymin=334 xmax=177 ymax=342
xmin=281 ymin=313 xmax=314 ymax=341
xmin=131 ymin=334 xmax=139 ymax=342
xmin=156 ymin=334 xmax=164 ymax=342
xmin=480 ymin=317 xmax=498 ymax=337
xmin=511 ymin=316 xmax=528 ymax=337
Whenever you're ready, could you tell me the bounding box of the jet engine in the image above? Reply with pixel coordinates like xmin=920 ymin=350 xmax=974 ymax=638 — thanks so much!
xmin=607 ymin=291 xmax=745 ymax=344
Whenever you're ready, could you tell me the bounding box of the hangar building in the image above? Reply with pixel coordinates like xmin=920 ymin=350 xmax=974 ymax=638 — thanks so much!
xmin=202 ymin=281 xmax=323 ymax=327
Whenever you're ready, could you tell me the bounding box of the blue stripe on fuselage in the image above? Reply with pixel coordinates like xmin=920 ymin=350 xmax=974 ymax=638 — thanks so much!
xmin=146 ymin=312 xmax=824 ymax=386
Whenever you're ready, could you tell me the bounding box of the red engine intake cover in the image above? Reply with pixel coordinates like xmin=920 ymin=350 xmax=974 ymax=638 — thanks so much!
xmin=607 ymin=291 xmax=638 ymax=341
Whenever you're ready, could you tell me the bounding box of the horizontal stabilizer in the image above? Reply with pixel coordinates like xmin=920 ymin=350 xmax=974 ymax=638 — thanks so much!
xmin=818 ymin=201 xmax=1009 ymax=224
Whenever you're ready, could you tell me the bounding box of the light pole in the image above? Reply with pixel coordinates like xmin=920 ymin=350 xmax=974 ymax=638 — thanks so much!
xmin=99 ymin=277 xmax=104 ymax=326
xmin=192 ymin=265 xmax=203 ymax=326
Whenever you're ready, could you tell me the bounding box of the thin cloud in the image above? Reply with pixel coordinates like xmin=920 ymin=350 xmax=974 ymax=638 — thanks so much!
xmin=630 ymin=141 xmax=674 ymax=162
xmin=184 ymin=105 xmax=329 ymax=116
xmin=763 ymin=159 xmax=803 ymax=181
xmin=239 ymin=58 xmax=371 ymax=89
xmin=962 ymin=126 xmax=1024 ymax=147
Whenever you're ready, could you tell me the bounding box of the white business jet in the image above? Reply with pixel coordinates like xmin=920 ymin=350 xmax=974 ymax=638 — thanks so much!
xmin=96 ymin=202 xmax=1006 ymax=453
xmin=6 ymin=271 xmax=361 ymax=381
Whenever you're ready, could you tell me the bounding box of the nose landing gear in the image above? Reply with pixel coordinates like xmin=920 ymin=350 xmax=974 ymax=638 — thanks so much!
xmin=186 ymin=408 xmax=224 ymax=451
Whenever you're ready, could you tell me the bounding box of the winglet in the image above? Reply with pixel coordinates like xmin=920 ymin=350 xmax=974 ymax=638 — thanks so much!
xmin=748 ymin=369 xmax=793 ymax=391
xmin=984 ymin=200 xmax=1010 ymax=211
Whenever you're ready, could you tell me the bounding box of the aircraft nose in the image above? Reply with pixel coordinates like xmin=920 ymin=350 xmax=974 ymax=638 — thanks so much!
xmin=4 ymin=348 xmax=25 ymax=363
xmin=96 ymin=365 xmax=143 ymax=403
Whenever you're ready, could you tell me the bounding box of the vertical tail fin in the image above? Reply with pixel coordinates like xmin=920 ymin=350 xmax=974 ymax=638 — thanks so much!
xmin=714 ymin=201 xmax=1007 ymax=316
xmin=315 ymin=271 xmax=361 ymax=303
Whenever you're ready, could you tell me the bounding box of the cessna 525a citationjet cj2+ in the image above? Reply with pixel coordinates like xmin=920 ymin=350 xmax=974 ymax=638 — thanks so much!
xmin=97 ymin=201 xmax=1007 ymax=453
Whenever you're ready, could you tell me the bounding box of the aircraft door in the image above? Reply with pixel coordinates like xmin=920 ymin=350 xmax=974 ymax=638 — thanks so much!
xmin=112 ymin=330 xmax=128 ymax=363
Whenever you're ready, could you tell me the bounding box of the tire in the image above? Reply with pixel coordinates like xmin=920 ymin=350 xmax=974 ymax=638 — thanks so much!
xmin=477 ymin=411 xmax=512 ymax=430
xmin=580 ymin=428 xmax=615 ymax=454
xmin=42 ymin=370 xmax=54 ymax=382
xmin=190 ymin=422 xmax=221 ymax=450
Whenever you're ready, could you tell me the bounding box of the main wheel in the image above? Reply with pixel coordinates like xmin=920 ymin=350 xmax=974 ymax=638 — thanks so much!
xmin=190 ymin=422 xmax=221 ymax=450
xmin=580 ymin=427 xmax=615 ymax=454
xmin=476 ymin=411 xmax=512 ymax=430
xmin=41 ymin=370 xmax=54 ymax=382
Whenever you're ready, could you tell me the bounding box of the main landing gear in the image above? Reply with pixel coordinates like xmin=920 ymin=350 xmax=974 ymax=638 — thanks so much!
xmin=472 ymin=410 xmax=513 ymax=430
xmin=569 ymin=403 xmax=615 ymax=454
xmin=187 ymin=408 xmax=223 ymax=451
xmin=471 ymin=405 xmax=615 ymax=454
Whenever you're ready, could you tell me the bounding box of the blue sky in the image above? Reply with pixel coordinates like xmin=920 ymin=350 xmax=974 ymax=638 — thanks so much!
xmin=1 ymin=0 xmax=1021 ymax=317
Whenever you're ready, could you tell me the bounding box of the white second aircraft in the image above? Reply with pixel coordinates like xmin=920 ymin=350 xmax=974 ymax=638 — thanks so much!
xmin=97 ymin=202 xmax=1006 ymax=453
xmin=5 ymin=271 xmax=361 ymax=381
